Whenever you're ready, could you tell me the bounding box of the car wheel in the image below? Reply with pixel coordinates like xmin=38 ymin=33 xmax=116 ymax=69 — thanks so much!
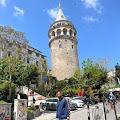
xmin=42 ymin=105 xmax=47 ymax=111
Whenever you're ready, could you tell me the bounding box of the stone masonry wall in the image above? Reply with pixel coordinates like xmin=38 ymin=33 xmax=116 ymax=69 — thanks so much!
xmin=50 ymin=37 xmax=79 ymax=80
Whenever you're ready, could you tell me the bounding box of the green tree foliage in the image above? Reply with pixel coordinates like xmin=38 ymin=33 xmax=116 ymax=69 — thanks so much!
xmin=36 ymin=75 xmax=57 ymax=97
xmin=49 ymin=59 xmax=108 ymax=97
xmin=0 ymin=80 xmax=16 ymax=102
xmin=82 ymin=59 xmax=108 ymax=91
xmin=115 ymin=63 xmax=120 ymax=79
xmin=0 ymin=57 xmax=40 ymax=87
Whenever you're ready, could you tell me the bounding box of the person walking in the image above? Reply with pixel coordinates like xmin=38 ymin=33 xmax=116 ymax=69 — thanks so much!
xmin=56 ymin=90 xmax=70 ymax=120
xmin=108 ymin=92 xmax=116 ymax=104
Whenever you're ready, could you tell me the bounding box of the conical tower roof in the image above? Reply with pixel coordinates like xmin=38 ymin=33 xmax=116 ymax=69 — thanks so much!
xmin=55 ymin=1 xmax=66 ymax=21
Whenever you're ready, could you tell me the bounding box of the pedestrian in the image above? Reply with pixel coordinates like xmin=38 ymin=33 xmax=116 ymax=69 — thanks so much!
xmin=56 ymin=90 xmax=70 ymax=120
xmin=108 ymin=92 xmax=116 ymax=104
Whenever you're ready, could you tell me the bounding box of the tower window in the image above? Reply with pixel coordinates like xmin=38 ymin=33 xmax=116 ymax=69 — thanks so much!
xmin=52 ymin=31 xmax=55 ymax=37
xmin=74 ymin=32 xmax=76 ymax=36
xmin=72 ymin=45 xmax=74 ymax=49
xmin=57 ymin=29 xmax=61 ymax=36
xmin=69 ymin=29 xmax=72 ymax=36
xmin=59 ymin=44 xmax=62 ymax=48
xmin=63 ymin=28 xmax=67 ymax=35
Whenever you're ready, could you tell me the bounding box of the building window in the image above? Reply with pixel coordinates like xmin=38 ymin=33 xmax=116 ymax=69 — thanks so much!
xmin=36 ymin=53 xmax=39 ymax=57
xmin=27 ymin=58 xmax=30 ymax=64
xmin=52 ymin=31 xmax=55 ymax=37
xmin=57 ymin=29 xmax=61 ymax=36
xmin=63 ymin=28 xmax=67 ymax=35
xmin=28 ymin=50 xmax=32 ymax=54
xmin=8 ymin=51 xmax=11 ymax=57
xmin=41 ymin=55 xmax=44 ymax=59
xmin=36 ymin=61 xmax=38 ymax=66
xmin=69 ymin=29 xmax=72 ymax=36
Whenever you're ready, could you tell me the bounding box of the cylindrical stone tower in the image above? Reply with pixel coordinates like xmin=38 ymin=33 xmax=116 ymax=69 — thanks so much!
xmin=48 ymin=3 xmax=79 ymax=80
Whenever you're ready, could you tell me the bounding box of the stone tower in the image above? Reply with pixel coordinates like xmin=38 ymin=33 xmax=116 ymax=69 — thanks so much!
xmin=48 ymin=2 xmax=79 ymax=80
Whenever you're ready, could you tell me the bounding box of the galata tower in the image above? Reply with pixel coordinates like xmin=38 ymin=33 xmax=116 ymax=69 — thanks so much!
xmin=48 ymin=2 xmax=79 ymax=80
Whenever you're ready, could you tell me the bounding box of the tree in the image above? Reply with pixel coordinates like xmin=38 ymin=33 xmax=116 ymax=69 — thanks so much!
xmin=23 ymin=64 xmax=40 ymax=88
xmin=36 ymin=75 xmax=57 ymax=97
xmin=0 ymin=57 xmax=40 ymax=87
xmin=82 ymin=59 xmax=108 ymax=94
xmin=0 ymin=80 xmax=16 ymax=102
xmin=115 ymin=63 xmax=120 ymax=84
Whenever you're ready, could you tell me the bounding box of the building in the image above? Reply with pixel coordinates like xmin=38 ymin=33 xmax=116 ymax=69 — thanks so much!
xmin=48 ymin=3 xmax=79 ymax=80
xmin=0 ymin=25 xmax=47 ymax=83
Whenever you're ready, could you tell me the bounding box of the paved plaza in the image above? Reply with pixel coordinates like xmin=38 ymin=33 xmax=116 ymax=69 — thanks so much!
xmin=33 ymin=101 xmax=120 ymax=120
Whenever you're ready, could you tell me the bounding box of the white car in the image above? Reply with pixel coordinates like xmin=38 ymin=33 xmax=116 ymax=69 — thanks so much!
xmin=71 ymin=97 xmax=84 ymax=108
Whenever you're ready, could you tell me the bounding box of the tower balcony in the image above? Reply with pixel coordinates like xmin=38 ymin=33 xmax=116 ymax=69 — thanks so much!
xmin=49 ymin=35 xmax=77 ymax=47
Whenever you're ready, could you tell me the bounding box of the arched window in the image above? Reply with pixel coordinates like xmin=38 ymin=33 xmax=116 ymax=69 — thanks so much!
xmin=52 ymin=31 xmax=55 ymax=37
xmin=63 ymin=28 xmax=67 ymax=35
xmin=69 ymin=29 xmax=72 ymax=36
xmin=74 ymin=32 xmax=76 ymax=36
xmin=57 ymin=29 xmax=61 ymax=36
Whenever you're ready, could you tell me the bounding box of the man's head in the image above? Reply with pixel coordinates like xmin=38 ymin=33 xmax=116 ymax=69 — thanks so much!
xmin=56 ymin=89 xmax=62 ymax=99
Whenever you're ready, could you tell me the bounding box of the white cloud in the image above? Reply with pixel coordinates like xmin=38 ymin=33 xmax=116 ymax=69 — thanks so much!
xmin=47 ymin=8 xmax=58 ymax=19
xmin=14 ymin=6 xmax=24 ymax=17
xmin=0 ymin=0 xmax=7 ymax=7
xmin=83 ymin=16 xmax=99 ymax=23
xmin=81 ymin=0 xmax=102 ymax=13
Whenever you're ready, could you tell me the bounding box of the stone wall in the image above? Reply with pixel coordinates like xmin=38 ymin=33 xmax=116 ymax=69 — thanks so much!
xmin=50 ymin=37 xmax=79 ymax=80
xmin=0 ymin=103 xmax=12 ymax=120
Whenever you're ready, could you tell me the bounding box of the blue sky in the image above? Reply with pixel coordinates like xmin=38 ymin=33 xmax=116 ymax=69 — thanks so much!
xmin=0 ymin=0 xmax=120 ymax=69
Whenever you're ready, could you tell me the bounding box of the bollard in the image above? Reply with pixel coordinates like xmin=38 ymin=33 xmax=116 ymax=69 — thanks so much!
xmin=87 ymin=101 xmax=90 ymax=120
xmin=103 ymin=99 xmax=107 ymax=120
xmin=113 ymin=101 xmax=117 ymax=120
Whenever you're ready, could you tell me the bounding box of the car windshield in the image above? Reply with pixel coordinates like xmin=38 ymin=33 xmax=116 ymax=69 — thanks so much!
xmin=46 ymin=98 xmax=58 ymax=102
xmin=72 ymin=97 xmax=83 ymax=100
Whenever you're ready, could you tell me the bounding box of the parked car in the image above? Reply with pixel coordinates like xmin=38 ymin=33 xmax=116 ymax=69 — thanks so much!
xmin=40 ymin=97 xmax=77 ymax=111
xmin=84 ymin=97 xmax=98 ymax=105
xmin=71 ymin=97 xmax=84 ymax=108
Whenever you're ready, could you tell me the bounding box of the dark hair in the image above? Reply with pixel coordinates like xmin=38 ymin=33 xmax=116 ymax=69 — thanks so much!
xmin=55 ymin=89 xmax=62 ymax=93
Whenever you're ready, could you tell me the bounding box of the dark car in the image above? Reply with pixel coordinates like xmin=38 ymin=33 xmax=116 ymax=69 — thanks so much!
xmin=40 ymin=97 xmax=77 ymax=111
